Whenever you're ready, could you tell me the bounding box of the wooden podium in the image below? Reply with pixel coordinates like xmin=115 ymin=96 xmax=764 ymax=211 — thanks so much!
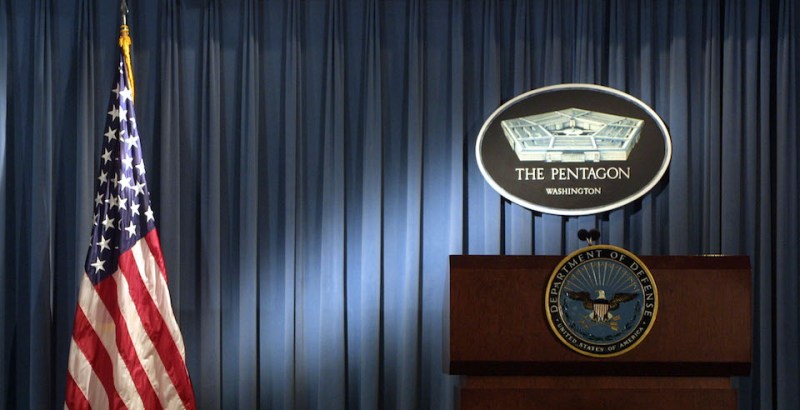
xmin=448 ymin=255 xmax=751 ymax=409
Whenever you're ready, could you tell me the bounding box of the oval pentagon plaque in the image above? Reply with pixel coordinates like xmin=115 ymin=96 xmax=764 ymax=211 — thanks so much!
xmin=476 ymin=84 xmax=672 ymax=215
xmin=545 ymin=245 xmax=658 ymax=358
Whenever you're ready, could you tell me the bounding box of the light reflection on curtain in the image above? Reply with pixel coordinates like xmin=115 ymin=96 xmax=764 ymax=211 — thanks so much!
xmin=775 ymin=0 xmax=800 ymax=404
xmin=0 ymin=0 xmax=8 ymax=405
xmin=1 ymin=0 xmax=799 ymax=409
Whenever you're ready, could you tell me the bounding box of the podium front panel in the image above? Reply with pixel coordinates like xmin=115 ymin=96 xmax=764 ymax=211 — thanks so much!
xmin=449 ymin=255 xmax=751 ymax=377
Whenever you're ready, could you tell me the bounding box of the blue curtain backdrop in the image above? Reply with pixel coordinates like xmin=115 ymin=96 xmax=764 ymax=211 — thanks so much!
xmin=1 ymin=0 xmax=798 ymax=408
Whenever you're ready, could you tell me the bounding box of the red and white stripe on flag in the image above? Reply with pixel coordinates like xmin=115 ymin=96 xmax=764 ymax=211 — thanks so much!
xmin=65 ymin=231 xmax=195 ymax=410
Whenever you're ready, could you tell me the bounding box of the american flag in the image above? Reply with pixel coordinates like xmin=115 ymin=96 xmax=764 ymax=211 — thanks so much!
xmin=65 ymin=28 xmax=196 ymax=410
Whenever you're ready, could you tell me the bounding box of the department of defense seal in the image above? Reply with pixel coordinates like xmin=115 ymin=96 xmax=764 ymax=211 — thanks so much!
xmin=545 ymin=245 xmax=658 ymax=357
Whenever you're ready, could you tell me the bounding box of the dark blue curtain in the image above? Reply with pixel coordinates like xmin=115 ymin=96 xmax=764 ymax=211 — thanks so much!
xmin=2 ymin=0 xmax=798 ymax=409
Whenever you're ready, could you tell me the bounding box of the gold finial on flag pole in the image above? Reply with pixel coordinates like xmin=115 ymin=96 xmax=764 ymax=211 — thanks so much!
xmin=119 ymin=0 xmax=135 ymax=101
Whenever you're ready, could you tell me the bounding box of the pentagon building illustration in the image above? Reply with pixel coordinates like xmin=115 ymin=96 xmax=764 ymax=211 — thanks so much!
xmin=500 ymin=108 xmax=644 ymax=162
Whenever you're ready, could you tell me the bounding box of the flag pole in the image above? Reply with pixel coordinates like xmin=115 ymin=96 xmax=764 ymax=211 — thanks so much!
xmin=119 ymin=0 xmax=135 ymax=101
xmin=120 ymin=0 xmax=128 ymax=26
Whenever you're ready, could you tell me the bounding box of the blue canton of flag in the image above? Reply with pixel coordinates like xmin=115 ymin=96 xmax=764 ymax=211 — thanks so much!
xmin=85 ymin=59 xmax=156 ymax=284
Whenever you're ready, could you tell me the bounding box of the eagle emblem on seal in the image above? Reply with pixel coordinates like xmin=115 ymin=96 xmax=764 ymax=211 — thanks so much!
xmin=567 ymin=290 xmax=638 ymax=323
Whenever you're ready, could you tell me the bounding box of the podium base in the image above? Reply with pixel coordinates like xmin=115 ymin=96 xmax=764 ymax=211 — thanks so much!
xmin=460 ymin=376 xmax=737 ymax=409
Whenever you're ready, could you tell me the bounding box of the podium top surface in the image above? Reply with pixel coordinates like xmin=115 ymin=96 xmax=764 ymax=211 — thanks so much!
xmin=450 ymin=254 xmax=751 ymax=270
